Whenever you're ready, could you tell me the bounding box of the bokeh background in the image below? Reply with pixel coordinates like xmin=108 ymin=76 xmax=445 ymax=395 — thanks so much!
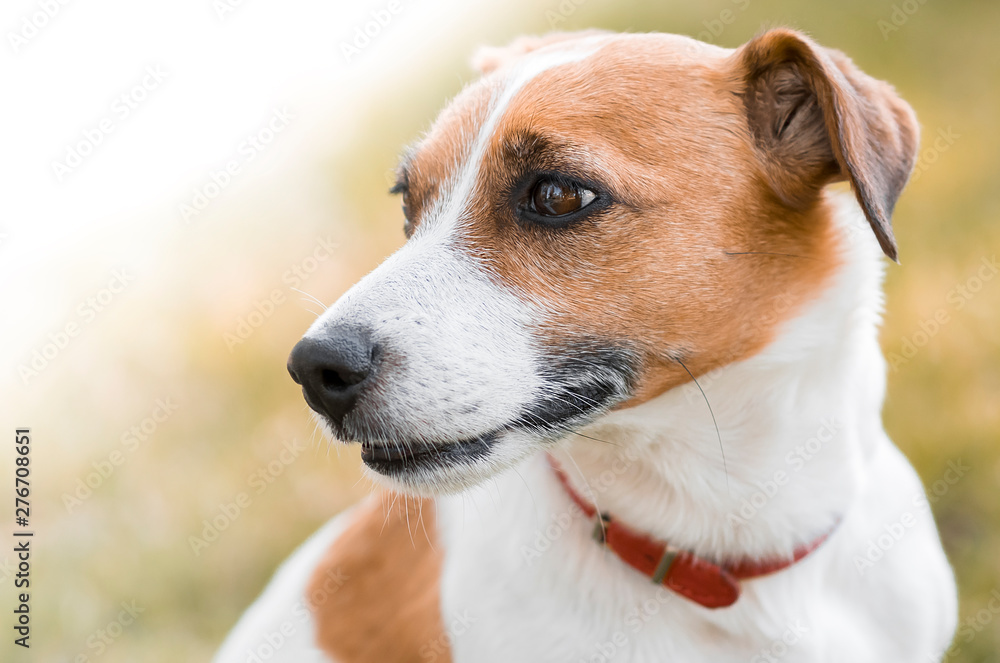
xmin=1 ymin=0 xmax=997 ymax=660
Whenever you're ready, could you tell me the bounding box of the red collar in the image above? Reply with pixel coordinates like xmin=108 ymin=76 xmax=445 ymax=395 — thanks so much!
xmin=548 ymin=455 xmax=835 ymax=609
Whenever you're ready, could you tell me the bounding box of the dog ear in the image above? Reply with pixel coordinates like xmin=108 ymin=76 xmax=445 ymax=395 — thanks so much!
xmin=472 ymin=30 xmax=610 ymax=75
xmin=733 ymin=29 xmax=919 ymax=261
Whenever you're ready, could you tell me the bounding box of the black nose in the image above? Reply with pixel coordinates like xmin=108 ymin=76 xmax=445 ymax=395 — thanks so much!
xmin=287 ymin=327 xmax=378 ymax=428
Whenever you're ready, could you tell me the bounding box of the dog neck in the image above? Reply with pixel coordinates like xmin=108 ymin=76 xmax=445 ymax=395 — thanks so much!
xmin=551 ymin=193 xmax=887 ymax=562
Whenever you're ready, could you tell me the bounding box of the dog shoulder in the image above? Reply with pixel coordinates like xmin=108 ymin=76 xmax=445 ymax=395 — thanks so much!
xmin=213 ymin=509 xmax=358 ymax=663
xmin=308 ymin=493 xmax=451 ymax=663
xmin=214 ymin=495 xmax=449 ymax=663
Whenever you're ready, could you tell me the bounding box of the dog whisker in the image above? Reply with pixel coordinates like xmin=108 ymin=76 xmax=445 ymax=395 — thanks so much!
xmin=676 ymin=358 xmax=729 ymax=493
xmin=417 ymin=499 xmax=437 ymax=553
xmin=380 ymin=492 xmax=401 ymax=537
xmin=510 ymin=466 xmax=539 ymax=525
xmin=562 ymin=449 xmax=610 ymax=543
xmin=403 ymin=493 xmax=417 ymax=550
xmin=291 ymin=287 xmax=329 ymax=312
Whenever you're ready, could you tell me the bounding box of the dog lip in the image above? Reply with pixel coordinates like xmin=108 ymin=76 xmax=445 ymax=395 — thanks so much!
xmin=360 ymin=433 xmax=498 ymax=475
xmin=360 ymin=441 xmax=431 ymax=463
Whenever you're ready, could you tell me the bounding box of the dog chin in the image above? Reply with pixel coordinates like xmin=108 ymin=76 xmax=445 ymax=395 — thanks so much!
xmin=308 ymin=412 xmax=515 ymax=494
xmin=351 ymin=428 xmax=544 ymax=496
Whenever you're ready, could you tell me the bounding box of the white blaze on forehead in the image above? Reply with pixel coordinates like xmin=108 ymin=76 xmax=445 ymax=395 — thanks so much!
xmin=422 ymin=35 xmax=610 ymax=242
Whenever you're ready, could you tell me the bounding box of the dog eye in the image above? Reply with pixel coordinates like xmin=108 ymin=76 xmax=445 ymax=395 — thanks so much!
xmin=530 ymin=178 xmax=597 ymax=218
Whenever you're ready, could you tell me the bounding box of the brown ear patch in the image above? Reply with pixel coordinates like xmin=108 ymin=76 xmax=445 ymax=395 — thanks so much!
xmin=741 ymin=47 xmax=840 ymax=209
xmin=735 ymin=29 xmax=920 ymax=261
xmin=307 ymin=494 xmax=450 ymax=663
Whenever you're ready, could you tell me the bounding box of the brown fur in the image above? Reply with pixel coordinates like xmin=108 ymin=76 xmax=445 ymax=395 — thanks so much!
xmin=310 ymin=29 xmax=920 ymax=659
xmin=737 ymin=29 xmax=919 ymax=261
xmin=308 ymin=494 xmax=450 ymax=663
xmin=398 ymin=31 xmax=916 ymax=406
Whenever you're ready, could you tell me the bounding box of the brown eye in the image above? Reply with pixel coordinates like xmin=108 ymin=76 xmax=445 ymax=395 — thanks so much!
xmin=530 ymin=178 xmax=597 ymax=217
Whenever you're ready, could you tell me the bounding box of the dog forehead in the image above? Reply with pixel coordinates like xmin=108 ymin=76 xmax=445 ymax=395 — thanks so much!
xmin=409 ymin=33 xmax=735 ymax=208
xmin=514 ymin=38 xmax=729 ymax=114
xmin=413 ymin=35 xmax=613 ymax=164
xmin=493 ymin=41 xmax=738 ymax=174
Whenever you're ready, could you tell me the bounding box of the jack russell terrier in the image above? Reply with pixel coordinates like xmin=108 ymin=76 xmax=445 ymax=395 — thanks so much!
xmin=215 ymin=29 xmax=957 ymax=663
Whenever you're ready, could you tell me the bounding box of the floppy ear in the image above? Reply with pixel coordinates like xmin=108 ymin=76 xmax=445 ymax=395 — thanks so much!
xmin=472 ymin=30 xmax=610 ymax=75
xmin=733 ymin=29 xmax=919 ymax=261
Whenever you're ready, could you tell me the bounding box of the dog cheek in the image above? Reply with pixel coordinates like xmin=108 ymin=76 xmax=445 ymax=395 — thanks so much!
xmin=320 ymin=242 xmax=546 ymax=438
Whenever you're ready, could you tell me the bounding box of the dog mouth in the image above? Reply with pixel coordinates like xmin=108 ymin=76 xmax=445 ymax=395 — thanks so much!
xmin=337 ymin=341 xmax=639 ymax=487
xmin=359 ymin=432 xmax=498 ymax=476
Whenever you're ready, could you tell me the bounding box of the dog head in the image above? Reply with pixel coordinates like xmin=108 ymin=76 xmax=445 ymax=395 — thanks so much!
xmin=288 ymin=29 xmax=918 ymax=494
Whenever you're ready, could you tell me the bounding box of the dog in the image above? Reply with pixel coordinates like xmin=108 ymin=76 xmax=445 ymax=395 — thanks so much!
xmin=215 ymin=29 xmax=958 ymax=662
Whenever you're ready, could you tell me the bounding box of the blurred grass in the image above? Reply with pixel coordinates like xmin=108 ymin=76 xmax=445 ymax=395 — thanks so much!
xmin=3 ymin=0 xmax=998 ymax=661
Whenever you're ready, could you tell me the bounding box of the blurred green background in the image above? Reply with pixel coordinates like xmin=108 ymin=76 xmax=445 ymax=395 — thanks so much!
xmin=2 ymin=0 xmax=998 ymax=661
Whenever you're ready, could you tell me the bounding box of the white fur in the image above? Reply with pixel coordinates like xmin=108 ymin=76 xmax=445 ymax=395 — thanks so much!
xmin=435 ymin=197 xmax=957 ymax=662
xmin=223 ymin=197 xmax=956 ymax=662
xmin=218 ymin=34 xmax=957 ymax=661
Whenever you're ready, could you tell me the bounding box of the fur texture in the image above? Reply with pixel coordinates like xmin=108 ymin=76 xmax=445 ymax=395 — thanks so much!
xmin=216 ymin=29 xmax=957 ymax=663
